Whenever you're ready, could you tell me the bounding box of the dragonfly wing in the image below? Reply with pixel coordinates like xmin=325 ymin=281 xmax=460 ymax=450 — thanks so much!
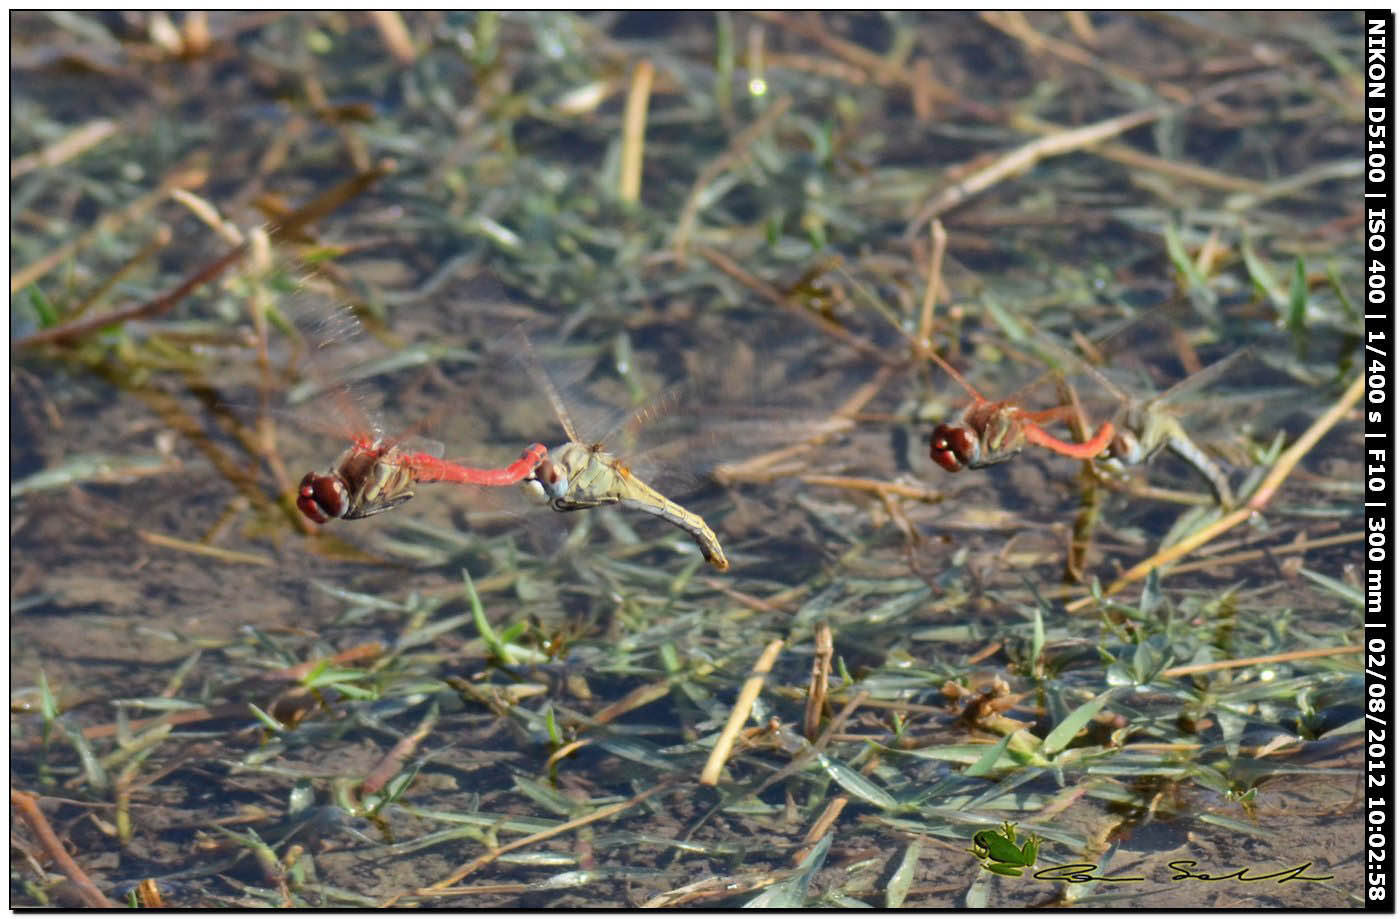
xmin=1153 ymin=348 xmax=1254 ymax=405
xmin=400 ymin=437 xmax=445 ymax=459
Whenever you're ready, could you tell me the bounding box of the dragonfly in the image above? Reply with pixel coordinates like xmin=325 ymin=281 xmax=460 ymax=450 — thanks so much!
xmin=1067 ymin=348 xmax=1250 ymax=506
xmin=515 ymin=343 xmax=730 ymax=571
xmin=285 ymin=300 xmax=548 ymax=524
xmin=297 ymin=437 xmax=547 ymax=524
xmin=923 ymin=346 xmax=1116 ymax=473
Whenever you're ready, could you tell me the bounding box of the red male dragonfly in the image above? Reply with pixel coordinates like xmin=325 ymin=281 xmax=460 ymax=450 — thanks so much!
xmin=297 ymin=437 xmax=547 ymax=524
xmin=923 ymin=347 xmax=1116 ymax=473
xmin=287 ymin=307 xmax=548 ymax=523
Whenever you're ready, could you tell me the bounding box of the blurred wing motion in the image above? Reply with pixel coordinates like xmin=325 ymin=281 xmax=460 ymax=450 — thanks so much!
xmin=1091 ymin=349 xmax=1252 ymax=507
xmin=520 ymin=441 xmax=729 ymax=571
xmin=925 ymin=347 xmax=1115 ymax=472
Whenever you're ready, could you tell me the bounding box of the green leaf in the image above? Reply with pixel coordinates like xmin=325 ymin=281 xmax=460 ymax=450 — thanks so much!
xmin=247 ymin=702 xmax=284 ymax=733
xmin=300 ymin=665 xmax=370 ymax=689
xmin=964 ymin=734 xmax=1015 ymax=778
xmin=1029 ymin=603 xmax=1046 ymax=677
xmin=1240 ymin=233 xmax=1287 ymax=313
xmin=25 ymin=285 xmax=58 ymax=327
xmin=1296 ymin=566 xmax=1364 ymax=606
xmin=744 ymin=832 xmax=831 ymax=907
xmin=816 ymin=752 xmax=898 ymax=809
xmin=58 ymin=720 xmax=109 ymax=792
xmin=464 ymin=568 xmax=515 ymax=666
xmin=38 ymin=669 xmax=58 ymax=723
xmin=1287 ymin=256 xmax=1309 ymax=342
xmin=1164 ymin=222 xmax=1216 ymax=313
xmin=1039 ymin=689 xmax=1114 ymax=756
xmin=886 ymin=839 xmax=921 ymax=908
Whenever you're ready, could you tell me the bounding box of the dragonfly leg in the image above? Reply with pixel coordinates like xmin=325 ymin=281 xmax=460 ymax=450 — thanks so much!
xmin=549 ymin=497 xmax=613 ymax=512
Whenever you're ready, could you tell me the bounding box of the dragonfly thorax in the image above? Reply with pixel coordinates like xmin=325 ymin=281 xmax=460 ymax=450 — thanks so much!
xmin=929 ymin=404 xmax=1026 ymax=472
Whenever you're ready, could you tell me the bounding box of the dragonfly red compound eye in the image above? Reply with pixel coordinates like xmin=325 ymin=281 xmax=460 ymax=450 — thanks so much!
xmin=297 ymin=472 xmax=348 ymax=524
xmin=929 ymin=424 xmax=976 ymax=473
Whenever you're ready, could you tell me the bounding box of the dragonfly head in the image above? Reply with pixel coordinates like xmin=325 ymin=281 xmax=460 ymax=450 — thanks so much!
xmin=929 ymin=423 xmax=978 ymax=472
xmin=1109 ymin=429 xmax=1147 ymax=466
xmin=297 ymin=471 xmax=350 ymax=523
xmin=520 ymin=456 xmax=569 ymax=505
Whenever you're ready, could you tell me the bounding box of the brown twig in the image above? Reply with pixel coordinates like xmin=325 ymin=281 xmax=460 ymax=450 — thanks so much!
xmin=673 ymin=96 xmax=792 ymax=258
xmin=14 ymin=161 xmax=394 ymax=349
xmin=804 ymin=624 xmax=833 ymax=742
xmin=359 ymin=708 xmax=437 ymax=798
xmin=793 ymin=795 xmax=847 ymax=864
xmin=137 ymin=530 xmax=275 ymax=567
xmin=751 ymin=12 xmax=995 ymax=120
xmin=714 ymin=365 xmax=896 ymax=484
xmin=1166 ymin=530 xmax=1362 ymax=575
xmin=12 ymin=157 xmax=208 ymax=295
xmin=11 ymin=788 xmax=118 ymax=907
xmin=696 ymin=245 xmax=891 ymax=363
xmin=797 ymin=474 xmax=945 ymax=503
xmin=409 ymin=780 xmax=676 ymax=899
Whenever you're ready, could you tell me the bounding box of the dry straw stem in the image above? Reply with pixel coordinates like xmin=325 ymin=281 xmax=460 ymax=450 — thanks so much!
xmin=138 ymin=529 xmax=275 ymax=567
xmin=368 ymin=11 xmax=416 ymax=64
xmin=1013 ymin=112 xmax=1271 ymax=197
xmin=407 ymin=780 xmax=676 ymax=901
xmin=804 ymin=623 xmax=833 ymax=742
xmin=12 ymin=157 xmax=207 ymax=294
xmin=11 ymin=117 xmax=121 ymax=179
xmin=1167 ymin=530 xmax=1361 ymax=576
xmin=618 ymin=58 xmax=655 ymax=204
xmin=15 ymin=161 xmax=394 ymax=349
xmin=979 ymin=11 xmax=1194 ymax=104
xmin=641 ymin=871 xmax=784 ymax=908
xmin=1159 ymin=643 xmax=1363 ymax=679
xmin=11 ymin=789 xmax=118 ymax=908
xmin=797 ymin=474 xmax=945 ymax=503
xmin=701 ymin=638 xmax=786 ymax=785
xmin=672 ymin=96 xmax=792 ymax=258
xmin=750 ymin=12 xmax=989 ymax=119
xmin=903 ymin=104 xmax=1173 ymax=236
xmin=591 ymin=677 xmax=679 ymax=725
xmin=715 ymin=364 xmax=898 ymax=485
xmin=358 ymin=709 xmax=436 ymax=798
xmin=64 ymin=225 xmax=174 ymax=324
xmin=1068 ymin=371 xmax=1364 ymax=611
xmin=803 ymin=796 xmax=847 ymax=847
xmin=917 ymin=219 xmax=948 ymax=345
xmin=795 ymin=794 xmax=848 ymax=862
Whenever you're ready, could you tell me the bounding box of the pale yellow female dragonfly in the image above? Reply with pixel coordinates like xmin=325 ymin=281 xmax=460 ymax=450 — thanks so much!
xmin=517 ymin=345 xmax=730 ymax=571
